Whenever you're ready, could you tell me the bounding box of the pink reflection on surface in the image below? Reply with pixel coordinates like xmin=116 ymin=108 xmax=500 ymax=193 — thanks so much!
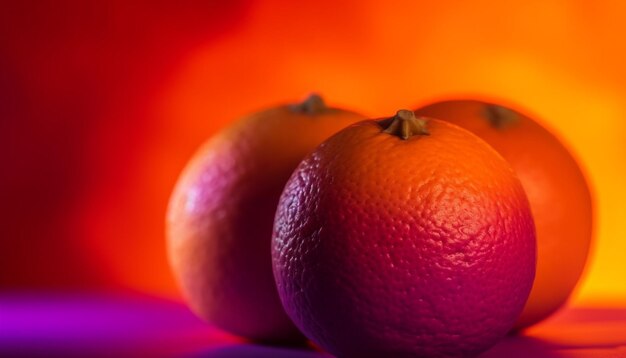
xmin=1 ymin=294 xmax=625 ymax=357
xmin=0 ymin=293 xmax=240 ymax=357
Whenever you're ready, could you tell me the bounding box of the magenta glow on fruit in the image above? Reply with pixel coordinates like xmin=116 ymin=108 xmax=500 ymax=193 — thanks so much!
xmin=272 ymin=111 xmax=537 ymax=357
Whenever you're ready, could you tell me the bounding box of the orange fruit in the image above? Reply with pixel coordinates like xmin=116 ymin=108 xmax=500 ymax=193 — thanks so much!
xmin=415 ymin=100 xmax=593 ymax=329
xmin=272 ymin=110 xmax=536 ymax=357
xmin=166 ymin=94 xmax=365 ymax=342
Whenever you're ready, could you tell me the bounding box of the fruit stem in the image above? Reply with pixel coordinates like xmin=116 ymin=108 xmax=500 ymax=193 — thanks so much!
xmin=483 ymin=104 xmax=519 ymax=128
xmin=291 ymin=93 xmax=327 ymax=114
xmin=383 ymin=110 xmax=429 ymax=139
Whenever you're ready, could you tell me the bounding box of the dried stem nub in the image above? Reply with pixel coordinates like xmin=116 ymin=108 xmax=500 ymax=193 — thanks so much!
xmin=291 ymin=93 xmax=327 ymax=114
xmin=383 ymin=109 xmax=429 ymax=139
xmin=483 ymin=104 xmax=519 ymax=128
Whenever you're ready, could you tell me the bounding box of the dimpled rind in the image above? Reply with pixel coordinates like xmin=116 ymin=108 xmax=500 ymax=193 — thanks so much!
xmin=416 ymin=100 xmax=593 ymax=329
xmin=272 ymin=118 xmax=536 ymax=357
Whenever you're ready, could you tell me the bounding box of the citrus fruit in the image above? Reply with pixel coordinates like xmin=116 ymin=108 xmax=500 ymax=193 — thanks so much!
xmin=166 ymin=94 xmax=365 ymax=342
xmin=415 ymin=100 xmax=593 ymax=329
xmin=272 ymin=110 xmax=536 ymax=357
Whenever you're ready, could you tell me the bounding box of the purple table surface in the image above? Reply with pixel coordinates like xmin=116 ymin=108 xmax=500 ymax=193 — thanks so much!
xmin=1 ymin=292 xmax=625 ymax=357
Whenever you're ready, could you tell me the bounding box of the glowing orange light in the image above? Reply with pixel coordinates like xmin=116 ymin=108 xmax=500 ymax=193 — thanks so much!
xmin=78 ymin=0 xmax=626 ymax=307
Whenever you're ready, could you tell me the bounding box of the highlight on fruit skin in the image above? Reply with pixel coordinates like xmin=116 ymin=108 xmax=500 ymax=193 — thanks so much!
xmin=166 ymin=93 xmax=366 ymax=343
xmin=415 ymin=99 xmax=594 ymax=330
xmin=272 ymin=110 xmax=536 ymax=357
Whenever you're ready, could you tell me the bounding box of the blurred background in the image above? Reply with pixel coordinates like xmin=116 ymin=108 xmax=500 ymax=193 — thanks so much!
xmin=2 ymin=0 xmax=626 ymax=308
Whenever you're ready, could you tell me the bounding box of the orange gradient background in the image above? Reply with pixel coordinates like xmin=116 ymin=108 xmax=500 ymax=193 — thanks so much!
xmin=2 ymin=0 xmax=625 ymax=312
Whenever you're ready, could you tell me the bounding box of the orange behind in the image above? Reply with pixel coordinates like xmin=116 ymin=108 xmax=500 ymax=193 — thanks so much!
xmin=166 ymin=95 xmax=365 ymax=342
xmin=416 ymin=100 xmax=593 ymax=329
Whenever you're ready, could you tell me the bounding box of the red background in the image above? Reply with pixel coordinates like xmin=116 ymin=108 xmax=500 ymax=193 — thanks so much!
xmin=0 ymin=0 xmax=251 ymax=291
